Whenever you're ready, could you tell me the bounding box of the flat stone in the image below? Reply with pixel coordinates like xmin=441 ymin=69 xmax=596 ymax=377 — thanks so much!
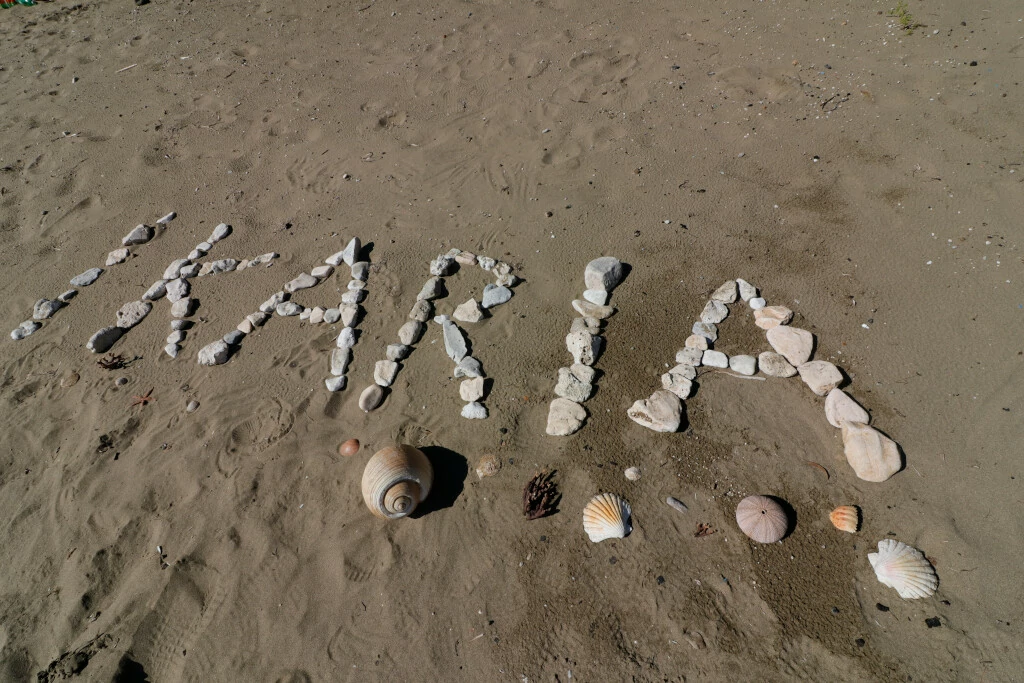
xmin=675 ymin=348 xmax=704 ymax=366
xmin=482 ymin=284 xmax=513 ymax=309
xmin=178 ymin=264 xmax=201 ymax=279
xmin=202 ymin=259 xmax=239 ymax=276
xmin=430 ymin=254 xmax=457 ymax=276
xmin=336 ymin=327 xmax=357 ymax=349
xmin=309 ymin=307 xmax=325 ymax=324
xmin=300 ymin=308 xmax=310 ymax=321
xmin=323 ymin=308 xmax=341 ymax=324
xmin=825 ymin=388 xmax=870 ymax=428
xmin=325 ymin=250 xmax=346 ymax=267
xmin=171 ymin=298 xmax=196 ymax=318
xmin=341 ymin=237 xmax=361 ymax=266
xmin=454 ymin=298 xmax=485 ymax=323
xmin=661 ymin=372 xmax=693 ymax=400
xmin=237 ymin=260 xmax=251 ymax=271
xmin=165 ymin=278 xmax=189 ymax=303
xmin=584 ymin=256 xmax=625 ymax=292
xmin=546 ymin=397 xmax=587 ymax=436
xmin=192 ymin=242 xmax=211 ymax=257
xmin=711 ymin=280 xmax=738 ymax=303
xmin=398 ymin=320 xmax=424 ymax=345
xmin=122 ymin=224 xmax=154 ymax=246
xmin=156 ymin=212 xmax=176 ymax=225
xmin=341 ymin=289 xmax=366 ymax=305
xmin=358 ymin=384 xmax=384 ymax=412
xmin=325 ymin=376 xmax=347 ymax=392
xmin=386 ymin=344 xmax=411 ymax=361
xmin=164 ymin=344 xmax=179 ymax=359
xmin=106 ymin=247 xmax=130 ymax=265
xmin=330 ymin=348 xmax=351 ymax=376
xmin=461 ymin=402 xmax=488 ymax=420
xmin=737 ymin=279 xmax=758 ymax=301
xmin=442 ymin=321 xmax=468 ymax=362
xmin=729 ymin=355 xmax=757 ymax=376
xmin=700 ymin=300 xmax=729 ymax=324
xmin=842 ymin=422 xmax=901 ymax=482
xmin=455 ymin=251 xmax=477 ymax=265
xmin=347 ymin=279 xmax=365 ymax=291
xmin=668 ymin=363 xmax=697 ymax=381
xmin=627 ymin=390 xmax=682 ymax=432
xmin=797 ymin=360 xmax=843 ymax=396
xmin=477 ymin=256 xmax=496 ymax=271
xmin=374 ymin=360 xmax=400 ymax=387
xmin=115 ymin=301 xmax=151 ymax=329
xmin=246 ymin=312 xmax=270 ymax=327
xmin=209 ymin=223 xmax=232 ymax=243
xmin=250 ymin=252 xmax=278 ymax=266
xmin=197 ymin=340 xmax=231 ymax=366
xmin=58 ymin=290 xmax=77 ymax=303
xmin=754 ymin=306 xmax=793 ymax=330
xmin=340 ymin=304 xmax=360 ymax=327
xmin=572 ymin=299 xmax=615 ymax=320
xmin=583 ymin=289 xmax=609 ymax=306
xmin=454 ymin=356 xmax=484 ymax=378
xmin=409 ymin=299 xmax=433 ymax=322
xmin=566 ymin=330 xmax=602 ymax=366
xmin=351 ymin=262 xmax=369 ymax=281
xmin=570 ymin=317 xmax=601 ymax=335
xmin=86 ymin=326 xmax=124 ymax=353
xmin=691 ymin=322 xmax=718 ymax=343
xmin=162 ymin=259 xmax=190 ymax=280
xmin=223 ymin=330 xmax=245 ymax=346
xmin=749 ymin=297 xmax=767 ymax=310
xmin=495 ymin=272 xmax=518 ymax=288
xmin=33 ymin=298 xmax=64 ymax=320
xmin=187 ymin=249 xmax=203 ymax=261
xmin=285 ymin=273 xmax=318 ymax=293
xmin=11 ymin=321 xmax=42 ymax=340
xmin=276 ymin=302 xmax=302 ymax=317
xmin=70 ymin=268 xmax=104 ymax=287
xmin=260 ymin=292 xmax=288 ymax=313
xmin=555 ymin=366 xmax=593 ymax=403
xmin=702 ymin=350 xmax=729 ymax=368
xmin=460 ymin=377 xmax=486 ymax=402
xmin=767 ymin=326 xmax=814 ymax=366
xmin=310 ymin=265 xmax=333 ymax=280
xmin=758 ymin=351 xmax=797 ymax=377
xmin=170 ymin=319 xmax=192 ymax=331
xmin=684 ymin=334 xmax=708 ymax=351
xmin=237 ymin=320 xmax=254 ymax=334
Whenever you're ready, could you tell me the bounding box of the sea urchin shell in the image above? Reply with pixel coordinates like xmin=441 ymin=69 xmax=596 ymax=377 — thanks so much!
xmin=735 ymin=495 xmax=788 ymax=543
xmin=582 ymin=493 xmax=631 ymax=543
xmin=868 ymin=539 xmax=938 ymax=599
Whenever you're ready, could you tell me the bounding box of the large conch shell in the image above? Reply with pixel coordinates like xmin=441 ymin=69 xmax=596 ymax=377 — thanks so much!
xmin=868 ymin=539 xmax=938 ymax=599
xmin=582 ymin=493 xmax=631 ymax=542
xmin=361 ymin=445 xmax=433 ymax=519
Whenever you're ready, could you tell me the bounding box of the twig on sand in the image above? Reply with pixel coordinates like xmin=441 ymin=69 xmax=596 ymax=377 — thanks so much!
xmin=707 ymin=370 xmax=766 ymax=381
xmin=116 ymin=64 xmax=138 ymax=73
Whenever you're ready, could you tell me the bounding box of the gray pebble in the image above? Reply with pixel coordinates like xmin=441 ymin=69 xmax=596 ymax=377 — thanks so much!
xmin=323 ymin=308 xmax=341 ymax=324
xmin=178 ymin=263 xmax=201 ymax=279
xmin=122 ymin=224 xmax=154 ymax=246
xmin=260 ymin=291 xmax=288 ymax=313
xmin=143 ymin=280 xmax=168 ymax=301
xmin=164 ymin=343 xmax=179 ymax=358
xmin=165 ymin=278 xmax=190 ymax=303
xmin=398 ymin=321 xmax=424 ymax=345
xmin=70 ymin=267 xmax=104 ymax=287
xmin=584 ymin=256 xmax=625 ymax=292
xmin=285 ymin=273 xmax=318 ymax=292
xmin=408 ymin=299 xmax=433 ymax=322
xmin=33 ymin=298 xmax=64 ymax=320
xmin=691 ymin=321 xmax=718 ymax=343
xmin=223 ymin=330 xmax=245 ymax=345
xmin=341 ymin=289 xmax=366 ymax=305
xmin=358 ymin=383 xmax=384 ymax=412
xmin=170 ymin=298 xmax=196 ymax=318
xmin=170 ymin=319 xmax=192 ymax=331
xmin=351 ymin=261 xmax=369 ymax=281
xmin=208 ymin=222 xmax=231 ymax=243
xmin=162 ymin=259 xmax=190 ymax=280
xmin=186 ymin=400 xmax=200 ymax=413
xmin=325 ymin=375 xmax=347 ymax=392
xmin=330 ymin=348 xmax=351 ymax=376
xmin=700 ymin=301 xmax=729 ymax=324
xmin=167 ymin=330 xmax=186 ymax=345
xmin=342 ymin=237 xmax=361 ymax=266
xmin=58 ymin=290 xmax=77 ymax=303
xmin=416 ymin=277 xmax=446 ymax=301
xmin=276 ymin=302 xmax=302 ymax=317
xmin=481 ymin=283 xmax=512 ymax=309
xmin=197 ymin=340 xmax=230 ymax=366
xmin=730 ymin=355 xmax=757 ymax=375
xmin=374 ymin=360 xmax=400 ymax=387
xmin=86 ymin=326 xmax=124 ymax=353
xmin=454 ymin=355 xmax=484 ymax=378
xmin=386 ymin=343 xmax=411 ymax=361
xmin=442 ymin=321 xmax=468 ymax=362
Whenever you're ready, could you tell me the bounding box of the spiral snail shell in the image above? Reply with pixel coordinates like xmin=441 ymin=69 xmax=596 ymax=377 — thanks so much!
xmin=361 ymin=445 xmax=433 ymax=519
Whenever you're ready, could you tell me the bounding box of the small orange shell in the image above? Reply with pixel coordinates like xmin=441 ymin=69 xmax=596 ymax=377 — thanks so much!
xmin=339 ymin=438 xmax=360 ymax=457
xmin=829 ymin=505 xmax=860 ymax=533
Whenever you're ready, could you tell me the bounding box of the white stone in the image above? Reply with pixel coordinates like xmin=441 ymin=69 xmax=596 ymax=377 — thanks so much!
xmin=477 ymin=256 xmax=496 ymax=270
xmin=208 ymin=223 xmax=231 ymax=243
xmin=729 ymin=355 xmax=757 ymax=376
xmin=442 ymin=321 xmax=468 ymax=362
xmin=454 ymin=298 xmax=485 ymax=323
xmin=260 ymin=292 xmax=288 ymax=313
xmin=197 ymin=340 xmax=230 ymax=366
xmin=461 ymin=402 xmax=488 ymax=420
xmin=374 ymin=360 xmax=400 ymax=387
xmin=737 ymin=279 xmax=758 ymax=301
xmin=336 ymin=327 xmax=357 ymax=349
xmin=482 ymin=284 xmax=512 ymax=309
xmin=341 ymin=289 xmax=366 ymax=305
xmin=797 ymin=360 xmax=843 ymax=396
xmin=841 ymin=422 xmax=901 ymax=482
xmin=341 ymin=237 xmax=361 ymax=266
xmin=113 ymin=301 xmax=150 ymax=329
xmin=164 ymin=344 xmax=179 ymax=359
xmin=70 ymin=268 xmax=104 ymax=287
xmin=825 ymin=389 xmax=870 ymax=428
xmin=325 ymin=250 xmax=346 ymax=267
xmin=57 ymin=290 xmax=77 ymax=303
xmin=767 ymin=326 xmax=814 ymax=366
xmin=193 ymin=242 xmax=211 ymax=256
xmin=675 ymin=348 xmax=704 ymax=366
xmin=702 ymin=350 xmax=729 ymax=368
xmin=583 ymin=289 xmax=609 ymax=306
xmin=33 ymin=298 xmax=63 ymax=320
xmin=546 ymin=398 xmax=587 ymax=436
xmin=86 ymin=326 xmax=123 ymax=353
xmin=409 ymin=299 xmax=433 ymax=322
xmin=252 ymin=252 xmax=278 ymax=266
xmin=309 ymin=307 xmax=325 ymax=324
xmin=351 ymin=262 xmax=369 ymax=281
xmin=700 ymin=300 xmax=729 ymax=324
xmin=285 ymin=273 xmax=318 ymax=293
xmin=170 ymin=319 xmax=192 ymax=331
xmin=325 ymin=376 xmax=347 ymax=392
xmin=11 ymin=321 xmax=42 ymax=340
xmin=749 ymin=297 xmax=767 ymax=310
xmin=758 ymin=351 xmax=797 ymax=378
xmin=310 ymin=265 xmax=333 ymax=280
xmin=710 ymin=280 xmax=737 ymax=303
xmin=460 ymin=377 xmax=486 ymax=402
xmin=237 ymin=320 xmax=254 ymax=334
xmin=299 ymin=308 xmax=311 ymax=320
xmin=122 ymin=224 xmax=153 ymax=246
xmin=661 ymin=372 xmax=693 ymax=400
xmin=106 ymin=248 xmax=130 ymax=265
xmin=330 ymin=348 xmax=351 ymax=376
xmin=202 ymin=259 xmax=238 ymax=276
xmin=455 ymin=251 xmax=477 ymax=265
xmin=454 ymin=356 xmax=484 ymax=378
xmin=754 ymin=306 xmax=793 ymax=330
xmin=246 ymin=312 xmax=270 ymax=327
xmin=340 ymin=304 xmax=360 ymax=327
xmin=555 ymin=366 xmax=593 ymax=403
xmin=433 ymin=314 xmax=451 ymax=325
xmin=162 ymin=259 xmax=189 ymax=280
xmin=178 ymin=264 xmax=201 ymax=279
xmin=572 ymin=299 xmax=615 ymax=320
xmin=276 ymin=302 xmax=302 ymax=317
xmin=570 ymin=317 xmax=601 ymax=335
xmin=323 ymin=308 xmax=341 ymax=324
xmin=495 ymin=272 xmax=518 ymax=288
xmin=667 ymin=363 xmax=696 ymax=381
xmin=347 ymin=279 xmax=365 ymax=291
xmin=165 ymin=278 xmax=189 ymax=303
xmin=430 ymin=254 xmax=457 ymax=276
xmin=584 ymin=256 xmax=624 ymax=292
xmin=167 ymin=330 xmax=186 ymax=345
xmin=627 ymin=390 xmax=682 ymax=432
xmin=691 ymin=322 xmax=718 ymax=343
xmin=156 ymin=212 xmax=176 ymax=225
xmin=398 ymin=321 xmax=424 ymax=345
xmin=187 ymin=249 xmax=203 ymax=261
xmin=386 ymin=344 xmax=410 ymax=361
xmin=566 ymin=330 xmax=601 ymax=366
xmin=684 ymin=334 xmax=708 ymax=351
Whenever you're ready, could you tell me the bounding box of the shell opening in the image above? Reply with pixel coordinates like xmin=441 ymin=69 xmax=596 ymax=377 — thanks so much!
xmin=384 ymin=481 xmax=421 ymax=517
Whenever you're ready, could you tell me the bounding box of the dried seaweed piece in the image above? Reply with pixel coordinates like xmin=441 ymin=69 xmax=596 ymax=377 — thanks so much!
xmin=97 ymin=354 xmax=126 ymax=370
xmin=523 ymin=470 xmax=560 ymax=520
xmin=694 ymin=522 xmax=716 ymax=538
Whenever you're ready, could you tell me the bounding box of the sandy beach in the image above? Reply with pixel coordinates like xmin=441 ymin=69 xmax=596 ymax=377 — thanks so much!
xmin=1 ymin=0 xmax=1022 ymax=680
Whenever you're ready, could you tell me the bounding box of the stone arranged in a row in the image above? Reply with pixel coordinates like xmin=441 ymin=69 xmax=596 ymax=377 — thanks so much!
xmin=12 ymin=212 xmax=175 ymax=341
xmin=546 ymin=256 xmax=625 ymax=436
xmin=324 ymin=238 xmax=368 ymax=392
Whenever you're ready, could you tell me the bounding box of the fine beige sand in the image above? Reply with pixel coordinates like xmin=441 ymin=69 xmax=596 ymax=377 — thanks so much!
xmin=2 ymin=0 xmax=1022 ymax=681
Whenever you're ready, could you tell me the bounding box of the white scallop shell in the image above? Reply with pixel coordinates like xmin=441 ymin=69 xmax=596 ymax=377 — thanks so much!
xmin=868 ymin=539 xmax=938 ymax=599
xmin=582 ymin=493 xmax=631 ymax=543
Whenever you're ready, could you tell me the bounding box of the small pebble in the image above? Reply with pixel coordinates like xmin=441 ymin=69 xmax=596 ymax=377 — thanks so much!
xmin=749 ymin=297 xmax=767 ymax=310
xmin=115 ymin=377 xmax=128 ymax=386
xmin=624 ymin=467 xmax=641 ymax=481
xmin=186 ymin=400 xmax=200 ymax=413
xmin=702 ymin=350 xmax=729 ymax=368
xmin=461 ymin=402 xmax=488 ymax=419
